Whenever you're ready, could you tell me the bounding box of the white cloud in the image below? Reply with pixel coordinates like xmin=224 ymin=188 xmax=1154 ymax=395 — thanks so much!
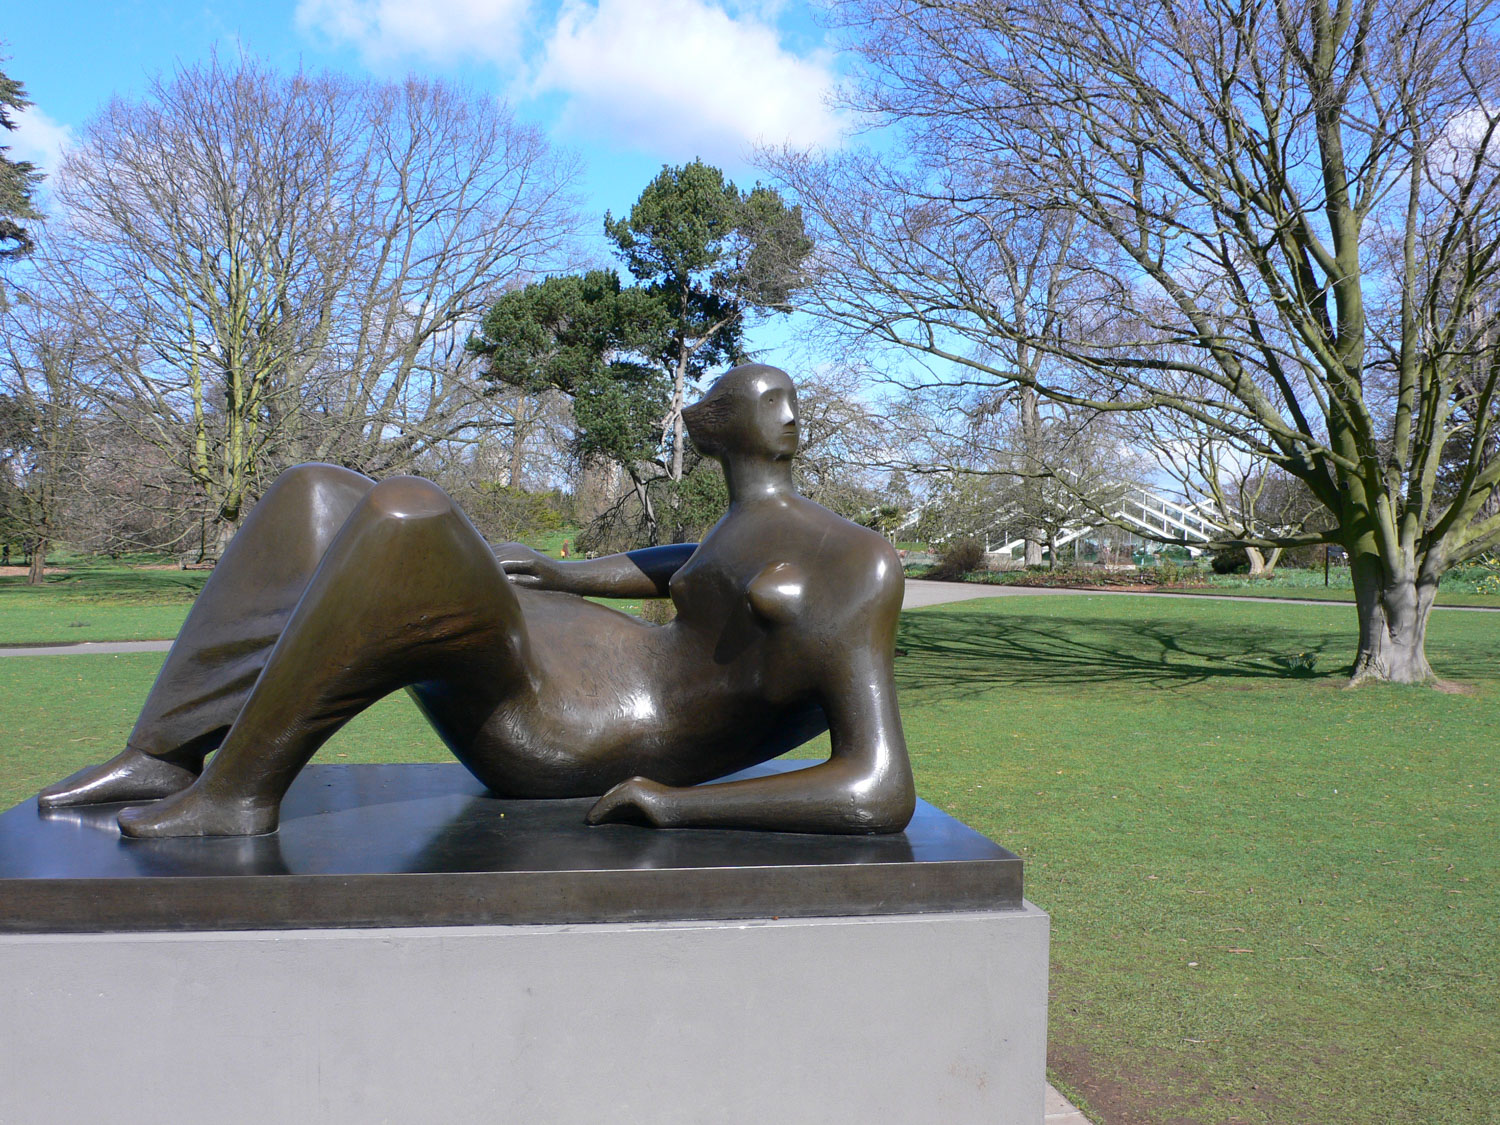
xmin=295 ymin=0 xmax=533 ymax=63
xmin=7 ymin=105 xmax=74 ymax=179
xmin=533 ymin=0 xmax=844 ymax=159
xmin=1431 ymin=104 xmax=1497 ymax=180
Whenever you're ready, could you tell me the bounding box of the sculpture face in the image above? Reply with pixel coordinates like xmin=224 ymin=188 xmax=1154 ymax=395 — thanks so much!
xmin=752 ymin=373 xmax=800 ymax=462
xmin=684 ymin=363 xmax=800 ymax=461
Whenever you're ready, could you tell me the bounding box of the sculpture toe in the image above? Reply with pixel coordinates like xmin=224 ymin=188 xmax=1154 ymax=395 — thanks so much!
xmin=38 ymin=749 xmax=199 ymax=809
xmin=118 ymin=789 xmax=278 ymax=838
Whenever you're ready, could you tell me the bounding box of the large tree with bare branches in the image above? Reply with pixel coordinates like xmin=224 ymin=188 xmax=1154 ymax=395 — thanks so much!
xmin=0 ymin=296 xmax=85 ymax=583
xmin=43 ymin=54 xmax=580 ymax=556
xmin=772 ymin=0 xmax=1500 ymax=684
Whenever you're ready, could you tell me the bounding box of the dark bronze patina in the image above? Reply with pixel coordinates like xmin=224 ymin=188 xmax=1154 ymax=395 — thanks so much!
xmin=39 ymin=365 xmax=915 ymax=838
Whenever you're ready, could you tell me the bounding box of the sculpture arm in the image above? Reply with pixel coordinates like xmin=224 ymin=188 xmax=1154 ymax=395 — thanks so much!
xmin=587 ymin=645 xmax=916 ymax=834
xmin=494 ymin=542 xmax=696 ymax=598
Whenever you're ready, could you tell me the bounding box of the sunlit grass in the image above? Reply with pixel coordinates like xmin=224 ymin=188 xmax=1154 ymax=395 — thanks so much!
xmin=895 ymin=596 xmax=1497 ymax=1123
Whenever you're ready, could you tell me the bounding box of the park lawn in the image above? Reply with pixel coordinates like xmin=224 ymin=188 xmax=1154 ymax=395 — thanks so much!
xmin=0 ymin=594 xmax=1493 ymax=1122
xmin=1154 ymin=584 xmax=1500 ymax=608
xmin=0 ymin=547 xmax=622 ymax=646
xmin=895 ymin=595 xmax=1498 ymax=1124
xmin=0 ymin=654 xmax=458 ymax=803
xmin=0 ymin=604 xmax=194 ymax=645
xmin=0 ymin=562 xmax=205 ymax=645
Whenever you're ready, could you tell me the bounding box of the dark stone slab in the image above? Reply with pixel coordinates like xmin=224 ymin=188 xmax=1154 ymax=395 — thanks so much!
xmin=0 ymin=761 xmax=1022 ymax=933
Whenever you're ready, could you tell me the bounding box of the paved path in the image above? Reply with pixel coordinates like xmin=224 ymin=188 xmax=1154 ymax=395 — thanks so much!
xmin=902 ymin=578 xmax=1084 ymax=608
xmin=1 ymin=581 xmax=1490 ymax=658
xmin=0 ymin=639 xmax=175 ymax=657
xmin=1046 ymin=1085 xmax=1093 ymax=1123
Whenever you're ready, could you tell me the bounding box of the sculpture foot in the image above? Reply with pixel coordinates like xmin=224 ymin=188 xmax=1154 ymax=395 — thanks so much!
xmin=38 ymin=748 xmax=199 ymax=809
xmin=118 ymin=788 xmax=278 ymax=838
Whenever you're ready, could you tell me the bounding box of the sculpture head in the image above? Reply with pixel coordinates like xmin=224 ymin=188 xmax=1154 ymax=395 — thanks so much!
xmin=683 ymin=364 xmax=800 ymax=462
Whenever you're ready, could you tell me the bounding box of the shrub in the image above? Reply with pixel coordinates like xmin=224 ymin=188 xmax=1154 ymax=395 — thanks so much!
xmin=1210 ymin=547 xmax=1250 ymax=574
xmin=639 ymin=599 xmax=677 ymax=625
xmin=927 ymin=537 xmax=987 ymax=581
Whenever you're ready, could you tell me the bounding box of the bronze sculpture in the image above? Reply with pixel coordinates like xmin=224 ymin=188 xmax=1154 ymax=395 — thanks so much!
xmin=38 ymin=365 xmax=914 ymax=837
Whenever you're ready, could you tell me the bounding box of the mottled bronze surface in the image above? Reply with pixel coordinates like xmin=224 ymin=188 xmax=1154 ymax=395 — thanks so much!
xmin=39 ymin=365 xmax=915 ymax=837
xmin=3 ymin=763 xmax=1019 ymax=932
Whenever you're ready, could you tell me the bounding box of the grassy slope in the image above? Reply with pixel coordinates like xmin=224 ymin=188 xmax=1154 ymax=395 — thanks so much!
xmin=0 ymin=594 xmax=1494 ymax=1121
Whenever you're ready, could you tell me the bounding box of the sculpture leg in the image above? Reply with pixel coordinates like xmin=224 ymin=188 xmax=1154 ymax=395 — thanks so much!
xmin=37 ymin=465 xmax=375 ymax=809
xmin=117 ymin=477 xmax=531 ymax=838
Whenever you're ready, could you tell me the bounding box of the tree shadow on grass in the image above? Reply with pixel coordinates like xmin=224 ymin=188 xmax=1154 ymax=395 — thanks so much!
xmin=0 ymin=563 xmax=207 ymax=600
xmin=894 ymin=608 xmax=1344 ymax=704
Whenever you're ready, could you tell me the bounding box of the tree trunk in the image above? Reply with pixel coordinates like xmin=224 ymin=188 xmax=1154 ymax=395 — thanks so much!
xmin=1046 ymin=531 xmax=1057 ymax=569
xmin=1348 ymin=553 xmax=1437 ymax=685
xmin=508 ymin=422 xmax=526 ymax=487
xmin=1020 ymin=385 xmax=1044 ymax=566
xmin=669 ymin=332 xmax=689 ymax=482
xmin=27 ymin=538 xmax=46 ymax=586
xmin=208 ymin=517 xmax=238 ymax=563
xmin=1245 ymin=546 xmax=1283 ymax=578
xmin=630 ymin=473 xmax=658 ymax=545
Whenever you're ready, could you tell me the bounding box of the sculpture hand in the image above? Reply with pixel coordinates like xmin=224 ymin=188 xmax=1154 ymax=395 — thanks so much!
xmin=586 ymin=777 xmax=677 ymax=828
xmin=493 ymin=543 xmax=564 ymax=589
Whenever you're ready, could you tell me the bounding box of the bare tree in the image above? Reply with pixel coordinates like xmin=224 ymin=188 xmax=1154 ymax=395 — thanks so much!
xmin=789 ymin=365 xmax=891 ymax=518
xmin=1130 ymin=396 xmax=1330 ymax=576
xmin=897 ymin=386 xmax=1142 ymax=562
xmin=0 ymin=294 xmax=86 ymax=583
xmin=44 ymin=54 xmax=580 ymax=555
xmin=773 ymin=0 xmax=1500 ymax=683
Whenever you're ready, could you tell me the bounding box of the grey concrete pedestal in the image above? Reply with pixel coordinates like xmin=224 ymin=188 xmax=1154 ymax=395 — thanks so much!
xmin=1 ymin=907 xmax=1048 ymax=1125
xmin=0 ymin=763 xmax=1048 ymax=1123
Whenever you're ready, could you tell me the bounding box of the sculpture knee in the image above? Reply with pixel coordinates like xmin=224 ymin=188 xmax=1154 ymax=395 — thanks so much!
xmin=264 ymin=462 xmax=374 ymax=515
xmin=361 ymin=476 xmax=459 ymax=525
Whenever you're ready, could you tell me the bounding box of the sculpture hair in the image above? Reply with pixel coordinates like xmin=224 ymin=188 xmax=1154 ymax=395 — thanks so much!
xmin=682 ymin=392 xmax=736 ymax=457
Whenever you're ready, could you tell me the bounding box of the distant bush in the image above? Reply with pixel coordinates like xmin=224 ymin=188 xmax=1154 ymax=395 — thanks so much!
xmin=458 ymin=484 xmax=572 ymax=543
xmin=639 ymin=599 xmax=677 ymax=625
xmin=927 ymin=537 xmax=987 ymax=581
xmin=1210 ymin=547 xmax=1250 ymax=574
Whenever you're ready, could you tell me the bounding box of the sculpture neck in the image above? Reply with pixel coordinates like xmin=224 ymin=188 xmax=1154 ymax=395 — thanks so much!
xmin=721 ymin=455 xmax=796 ymax=503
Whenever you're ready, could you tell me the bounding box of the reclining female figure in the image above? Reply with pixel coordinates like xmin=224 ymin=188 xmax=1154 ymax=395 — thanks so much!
xmin=39 ymin=364 xmax=915 ymax=837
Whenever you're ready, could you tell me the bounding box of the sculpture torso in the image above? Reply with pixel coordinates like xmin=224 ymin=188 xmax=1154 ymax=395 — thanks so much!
xmin=435 ymin=493 xmax=900 ymax=798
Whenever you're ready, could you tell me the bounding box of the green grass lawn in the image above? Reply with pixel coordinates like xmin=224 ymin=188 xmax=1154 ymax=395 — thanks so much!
xmin=0 ymin=594 xmax=1493 ymax=1122
xmin=0 ymin=561 xmax=204 ymax=645
xmin=1161 ymin=583 xmax=1500 ymax=608
xmin=894 ymin=596 xmax=1498 ymax=1123
xmin=0 ymin=546 xmax=621 ymax=646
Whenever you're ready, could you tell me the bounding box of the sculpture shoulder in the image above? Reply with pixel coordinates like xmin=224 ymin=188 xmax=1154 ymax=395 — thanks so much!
xmin=743 ymin=498 xmax=902 ymax=625
xmin=805 ymin=498 xmax=903 ymax=591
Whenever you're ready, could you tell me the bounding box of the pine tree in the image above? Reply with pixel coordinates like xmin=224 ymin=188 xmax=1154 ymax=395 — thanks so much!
xmin=0 ymin=60 xmax=43 ymax=261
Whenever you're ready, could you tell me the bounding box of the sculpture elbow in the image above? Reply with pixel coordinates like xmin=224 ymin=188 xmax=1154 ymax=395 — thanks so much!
xmin=839 ymin=769 xmax=916 ymax=835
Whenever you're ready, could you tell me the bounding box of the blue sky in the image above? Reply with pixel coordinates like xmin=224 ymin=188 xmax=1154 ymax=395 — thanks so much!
xmin=3 ymin=1 xmax=853 ymax=363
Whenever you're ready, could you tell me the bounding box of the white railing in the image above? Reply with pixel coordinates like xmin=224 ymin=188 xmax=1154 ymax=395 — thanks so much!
xmin=895 ymin=483 xmax=1275 ymax=561
xmin=977 ymin=489 xmax=1233 ymax=560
